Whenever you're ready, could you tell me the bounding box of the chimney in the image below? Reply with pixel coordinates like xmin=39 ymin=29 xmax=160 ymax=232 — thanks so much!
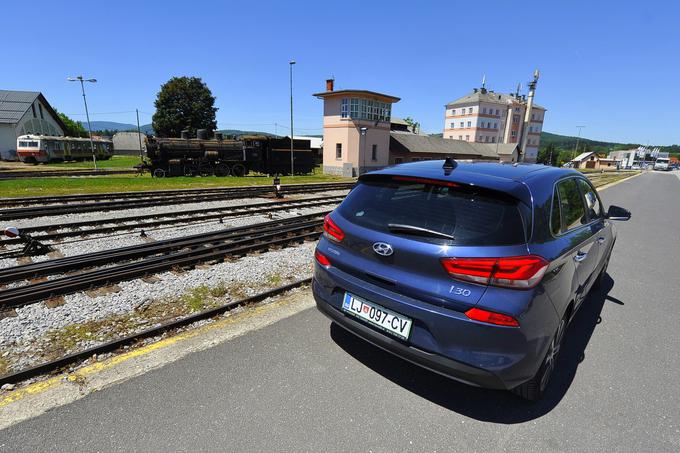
xmin=326 ymin=79 xmax=334 ymax=91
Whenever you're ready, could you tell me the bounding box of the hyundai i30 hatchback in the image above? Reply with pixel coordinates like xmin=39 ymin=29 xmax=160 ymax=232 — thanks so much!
xmin=313 ymin=159 xmax=631 ymax=401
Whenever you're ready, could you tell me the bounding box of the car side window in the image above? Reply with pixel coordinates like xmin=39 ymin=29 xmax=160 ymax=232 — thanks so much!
xmin=576 ymin=178 xmax=602 ymax=220
xmin=556 ymin=178 xmax=587 ymax=233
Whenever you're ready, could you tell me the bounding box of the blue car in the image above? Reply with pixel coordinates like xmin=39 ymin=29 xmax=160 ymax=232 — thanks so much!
xmin=313 ymin=159 xmax=631 ymax=400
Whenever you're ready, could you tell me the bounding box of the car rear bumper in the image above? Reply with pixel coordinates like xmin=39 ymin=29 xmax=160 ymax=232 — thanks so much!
xmin=312 ymin=259 xmax=554 ymax=390
xmin=315 ymin=289 xmax=507 ymax=389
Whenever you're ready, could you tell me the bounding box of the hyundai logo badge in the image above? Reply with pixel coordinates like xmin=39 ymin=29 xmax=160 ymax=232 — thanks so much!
xmin=372 ymin=242 xmax=394 ymax=257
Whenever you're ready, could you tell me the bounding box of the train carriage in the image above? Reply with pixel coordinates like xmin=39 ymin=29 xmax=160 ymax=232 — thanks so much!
xmin=16 ymin=134 xmax=113 ymax=163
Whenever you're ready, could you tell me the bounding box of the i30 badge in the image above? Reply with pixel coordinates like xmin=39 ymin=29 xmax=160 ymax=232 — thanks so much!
xmin=373 ymin=242 xmax=394 ymax=256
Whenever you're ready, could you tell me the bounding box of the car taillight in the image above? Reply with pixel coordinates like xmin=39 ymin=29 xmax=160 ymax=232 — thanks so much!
xmin=440 ymin=255 xmax=549 ymax=289
xmin=315 ymin=249 xmax=331 ymax=267
xmin=465 ymin=307 xmax=519 ymax=327
xmin=323 ymin=214 xmax=344 ymax=242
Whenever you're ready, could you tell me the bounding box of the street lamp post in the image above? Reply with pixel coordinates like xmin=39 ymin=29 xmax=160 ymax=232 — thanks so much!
xmin=289 ymin=60 xmax=296 ymax=176
xmin=360 ymin=127 xmax=368 ymax=174
xmin=67 ymin=76 xmax=98 ymax=170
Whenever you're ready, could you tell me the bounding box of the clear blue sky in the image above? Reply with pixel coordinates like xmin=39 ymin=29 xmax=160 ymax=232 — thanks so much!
xmin=2 ymin=0 xmax=677 ymax=145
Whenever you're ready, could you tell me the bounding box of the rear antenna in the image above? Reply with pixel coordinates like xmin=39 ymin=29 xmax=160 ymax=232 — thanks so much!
xmin=443 ymin=156 xmax=457 ymax=175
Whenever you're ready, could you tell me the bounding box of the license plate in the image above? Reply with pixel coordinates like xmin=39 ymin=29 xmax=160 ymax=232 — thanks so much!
xmin=342 ymin=292 xmax=412 ymax=340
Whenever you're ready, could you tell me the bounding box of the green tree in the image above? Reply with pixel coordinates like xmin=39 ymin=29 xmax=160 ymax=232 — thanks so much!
xmin=537 ymin=143 xmax=558 ymax=166
xmin=54 ymin=110 xmax=88 ymax=137
xmin=152 ymin=77 xmax=217 ymax=138
xmin=403 ymin=116 xmax=421 ymax=134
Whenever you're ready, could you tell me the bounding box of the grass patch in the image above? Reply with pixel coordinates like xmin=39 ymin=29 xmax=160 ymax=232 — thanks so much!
xmin=587 ymin=171 xmax=639 ymax=188
xmin=0 ymin=357 xmax=9 ymax=376
xmin=44 ymin=155 xmax=142 ymax=169
xmin=0 ymin=172 xmax=352 ymax=198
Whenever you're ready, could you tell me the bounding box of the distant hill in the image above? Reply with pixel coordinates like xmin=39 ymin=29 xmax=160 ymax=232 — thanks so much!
xmin=78 ymin=121 xmax=154 ymax=134
xmin=539 ymin=131 xmax=639 ymax=153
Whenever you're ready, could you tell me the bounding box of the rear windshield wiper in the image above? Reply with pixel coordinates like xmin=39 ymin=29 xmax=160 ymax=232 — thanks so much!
xmin=387 ymin=223 xmax=455 ymax=240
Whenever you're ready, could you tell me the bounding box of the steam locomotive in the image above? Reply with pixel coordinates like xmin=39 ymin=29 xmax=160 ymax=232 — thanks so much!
xmin=144 ymin=130 xmax=316 ymax=177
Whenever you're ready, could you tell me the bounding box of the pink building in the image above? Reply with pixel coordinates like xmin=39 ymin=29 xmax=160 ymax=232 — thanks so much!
xmin=443 ymin=86 xmax=546 ymax=162
xmin=313 ymin=80 xmax=400 ymax=176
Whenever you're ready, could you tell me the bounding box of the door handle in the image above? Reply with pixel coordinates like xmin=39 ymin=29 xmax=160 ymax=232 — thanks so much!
xmin=574 ymin=251 xmax=588 ymax=263
xmin=597 ymin=237 xmax=606 ymax=245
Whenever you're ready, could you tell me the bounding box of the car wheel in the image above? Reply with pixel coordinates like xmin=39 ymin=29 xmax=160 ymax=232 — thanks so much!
xmin=512 ymin=314 xmax=567 ymax=401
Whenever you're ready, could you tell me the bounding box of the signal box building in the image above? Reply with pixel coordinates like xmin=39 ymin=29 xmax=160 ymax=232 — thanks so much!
xmin=0 ymin=90 xmax=66 ymax=160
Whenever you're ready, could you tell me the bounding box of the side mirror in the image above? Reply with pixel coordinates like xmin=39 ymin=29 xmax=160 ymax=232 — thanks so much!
xmin=606 ymin=205 xmax=631 ymax=221
xmin=3 ymin=226 xmax=20 ymax=238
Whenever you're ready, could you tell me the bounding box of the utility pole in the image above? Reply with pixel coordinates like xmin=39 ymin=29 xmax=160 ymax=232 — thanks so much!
xmin=136 ymin=109 xmax=144 ymax=164
xmin=360 ymin=127 xmax=368 ymax=174
xmin=519 ymin=70 xmax=539 ymax=162
xmin=289 ymin=60 xmax=296 ymax=176
xmin=572 ymin=125 xmax=586 ymax=162
xmin=67 ymin=76 xmax=98 ymax=170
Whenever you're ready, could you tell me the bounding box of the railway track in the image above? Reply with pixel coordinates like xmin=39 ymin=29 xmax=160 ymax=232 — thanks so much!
xmin=0 ymin=181 xmax=354 ymax=208
xmin=0 ymin=182 xmax=352 ymax=221
xmin=0 ymin=195 xmax=343 ymax=246
xmin=0 ymin=279 xmax=311 ymax=387
xmin=0 ymin=169 xmax=139 ymax=180
xmin=0 ymin=213 xmax=325 ymax=309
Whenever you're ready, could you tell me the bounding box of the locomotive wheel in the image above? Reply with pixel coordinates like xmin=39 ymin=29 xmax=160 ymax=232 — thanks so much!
xmin=214 ymin=164 xmax=230 ymax=177
xmin=232 ymin=163 xmax=246 ymax=177
xmin=153 ymin=168 xmax=166 ymax=178
xmin=198 ymin=162 xmax=214 ymax=177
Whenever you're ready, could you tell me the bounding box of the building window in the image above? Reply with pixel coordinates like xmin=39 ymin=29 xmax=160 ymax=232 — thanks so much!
xmin=450 ymin=122 xmax=455 ymax=128
xmin=335 ymin=143 xmax=342 ymax=159
xmin=491 ymin=136 xmax=496 ymax=143
xmin=513 ymin=115 xmax=520 ymax=124
xmin=482 ymin=107 xmax=486 ymax=114
xmin=451 ymin=109 xmax=456 ymax=115
xmin=344 ymin=98 xmax=390 ymax=121
xmin=531 ymin=113 xmax=535 ymax=120
xmin=460 ymin=122 xmax=464 ymax=127
xmin=465 ymin=135 xmax=470 ymax=141
xmin=495 ymin=109 xmax=499 ymax=115
xmin=31 ymin=104 xmax=37 ymax=118
xmin=468 ymin=107 xmax=473 ymax=114
xmin=458 ymin=135 xmax=462 ymax=140
xmin=341 ymin=98 xmax=348 ymax=118
xmin=485 ymin=136 xmax=489 ymax=142
xmin=371 ymin=144 xmax=377 ymax=161
xmin=511 ymin=130 xmax=517 ymax=137
xmin=467 ymin=121 xmax=471 ymax=127
xmin=394 ymin=157 xmax=403 ymax=164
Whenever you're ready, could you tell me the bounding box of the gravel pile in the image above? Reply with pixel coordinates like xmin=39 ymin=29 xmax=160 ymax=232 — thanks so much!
xmin=0 ymin=240 xmax=317 ymax=350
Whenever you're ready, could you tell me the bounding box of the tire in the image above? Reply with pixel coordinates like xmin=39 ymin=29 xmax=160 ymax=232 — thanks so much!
xmin=512 ymin=313 xmax=567 ymax=401
xmin=153 ymin=168 xmax=166 ymax=178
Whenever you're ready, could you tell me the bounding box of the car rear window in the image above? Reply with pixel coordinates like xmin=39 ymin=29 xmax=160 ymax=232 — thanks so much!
xmin=338 ymin=176 xmax=527 ymax=246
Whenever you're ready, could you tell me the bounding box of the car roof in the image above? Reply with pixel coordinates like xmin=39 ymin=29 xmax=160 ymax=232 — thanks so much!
xmin=362 ymin=160 xmax=583 ymax=206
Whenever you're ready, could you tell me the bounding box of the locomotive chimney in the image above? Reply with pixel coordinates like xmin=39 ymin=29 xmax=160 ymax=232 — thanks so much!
xmin=326 ymin=79 xmax=334 ymax=91
xmin=196 ymin=129 xmax=208 ymax=140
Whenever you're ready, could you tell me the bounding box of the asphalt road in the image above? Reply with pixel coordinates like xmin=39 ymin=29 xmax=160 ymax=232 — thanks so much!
xmin=2 ymin=172 xmax=679 ymax=452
